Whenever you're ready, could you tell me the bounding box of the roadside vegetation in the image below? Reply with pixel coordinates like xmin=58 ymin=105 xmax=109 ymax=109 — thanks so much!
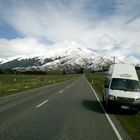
xmin=86 ymin=71 xmax=140 ymax=140
xmin=0 ymin=74 xmax=78 ymax=97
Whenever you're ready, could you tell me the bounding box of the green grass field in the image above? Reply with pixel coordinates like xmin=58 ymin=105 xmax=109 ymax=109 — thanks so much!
xmin=0 ymin=74 xmax=78 ymax=97
xmin=86 ymin=72 xmax=140 ymax=140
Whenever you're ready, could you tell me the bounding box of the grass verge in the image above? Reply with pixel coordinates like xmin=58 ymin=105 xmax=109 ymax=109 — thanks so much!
xmin=86 ymin=72 xmax=140 ymax=140
xmin=0 ymin=74 xmax=79 ymax=97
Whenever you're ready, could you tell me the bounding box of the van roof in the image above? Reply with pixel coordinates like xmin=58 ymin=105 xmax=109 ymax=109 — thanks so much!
xmin=108 ymin=64 xmax=138 ymax=80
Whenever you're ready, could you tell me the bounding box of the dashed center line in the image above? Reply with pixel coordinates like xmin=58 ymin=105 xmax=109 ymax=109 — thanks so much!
xmin=59 ymin=90 xmax=64 ymax=94
xmin=36 ymin=100 xmax=48 ymax=108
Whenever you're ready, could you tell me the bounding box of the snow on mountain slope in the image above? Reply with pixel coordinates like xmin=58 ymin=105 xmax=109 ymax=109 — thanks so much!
xmin=0 ymin=55 xmax=30 ymax=64
xmin=0 ymin=58 xmax=4 ymax=64
xmin=42 ymin=40 xmax=95 ymax=59
xmin=89 ymin=56 xmax=124 ymax=71
xmin=0 ymin=39 xmax=138 ymax=72
xmin=40 ymin=43 xmax=95 ymax=70
xmin=0 ymin=41 xmax=96 ymax=71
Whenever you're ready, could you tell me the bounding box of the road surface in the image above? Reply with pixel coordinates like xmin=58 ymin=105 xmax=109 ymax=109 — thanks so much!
xmin=0 ymin=75 xmax=130 ymax=140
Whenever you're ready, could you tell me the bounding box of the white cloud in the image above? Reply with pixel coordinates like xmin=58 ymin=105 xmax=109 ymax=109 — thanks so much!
xmin=0 ymin=38 xmax=49 ymax=57
xmin=124 ymin=18 xmax=140 ymax=32
xmin=0 ymin=0 xmax=140 ymax=62
xmin=125 ymin=56 xmax=140 ymax=64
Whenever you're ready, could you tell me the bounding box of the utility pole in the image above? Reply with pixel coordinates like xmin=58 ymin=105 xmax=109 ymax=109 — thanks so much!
xmin=112 ymin=56 xmax=117 ymax=64
xmin=113 ymin=56 xmax=115 ymax=64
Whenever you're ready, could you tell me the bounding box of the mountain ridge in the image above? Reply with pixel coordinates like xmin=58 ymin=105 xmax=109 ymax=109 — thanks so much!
xmin=0 ymin=47 xmax=122 ymax=72
xmin=0 ymin=40 xmax=139 ymax=72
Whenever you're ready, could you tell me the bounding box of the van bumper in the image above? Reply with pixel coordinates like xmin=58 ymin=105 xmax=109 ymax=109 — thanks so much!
xmin=109 ymin=98 xmax=140 ymax=110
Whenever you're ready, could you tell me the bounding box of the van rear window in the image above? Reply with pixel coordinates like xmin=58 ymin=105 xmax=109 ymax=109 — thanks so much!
xmin=110 ymin=78 xmax=140 ymax=92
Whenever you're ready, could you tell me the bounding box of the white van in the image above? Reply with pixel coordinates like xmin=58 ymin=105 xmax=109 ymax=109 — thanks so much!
xmin=103 ymin=64 xmax=140 ymax=110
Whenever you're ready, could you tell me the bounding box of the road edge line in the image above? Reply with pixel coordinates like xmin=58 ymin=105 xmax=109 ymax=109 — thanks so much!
xmin=85 ymin=76 xmax=123 ymax=140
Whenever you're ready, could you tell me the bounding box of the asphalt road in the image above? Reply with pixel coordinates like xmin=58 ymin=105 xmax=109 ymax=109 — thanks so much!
xmin=0 ymin=75 xmax=130 ymax=140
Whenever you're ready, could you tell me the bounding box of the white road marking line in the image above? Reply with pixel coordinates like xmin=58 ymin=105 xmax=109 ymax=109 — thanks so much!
xmin=86 ymin=77 xmax=123 ymax=140
xmin=0 ymin=78 xmax=74 ymax=100
xmin=59 ymin=90 xmax=64 ymax=94
xmin=36 ymin=100 xmax=48 ymax=108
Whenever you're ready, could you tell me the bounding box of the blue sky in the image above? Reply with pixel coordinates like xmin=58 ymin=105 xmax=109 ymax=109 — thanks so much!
xmin=0 ymin=21 xmax=21 ymax=39
xmin=0 ymin=0 xmax=140 ymax=63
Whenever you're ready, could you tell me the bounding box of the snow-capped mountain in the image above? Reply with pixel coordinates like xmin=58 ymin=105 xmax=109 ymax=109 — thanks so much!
xmin=0 ymin=40 xmax=138 ymax=72
xmin=0 ymin=46 xmax=114 ymax=72
xmin=0 ymin=42 xmax=97 ymax=72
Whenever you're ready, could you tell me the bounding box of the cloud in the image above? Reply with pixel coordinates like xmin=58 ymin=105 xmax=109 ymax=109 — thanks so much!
xmin=0 ymin=0 xmax=140 ymax=62
xmin=0 ymin=38 xmax=49 ymax=57
xmin=124 ymin=17 xmax=140 ymax=32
